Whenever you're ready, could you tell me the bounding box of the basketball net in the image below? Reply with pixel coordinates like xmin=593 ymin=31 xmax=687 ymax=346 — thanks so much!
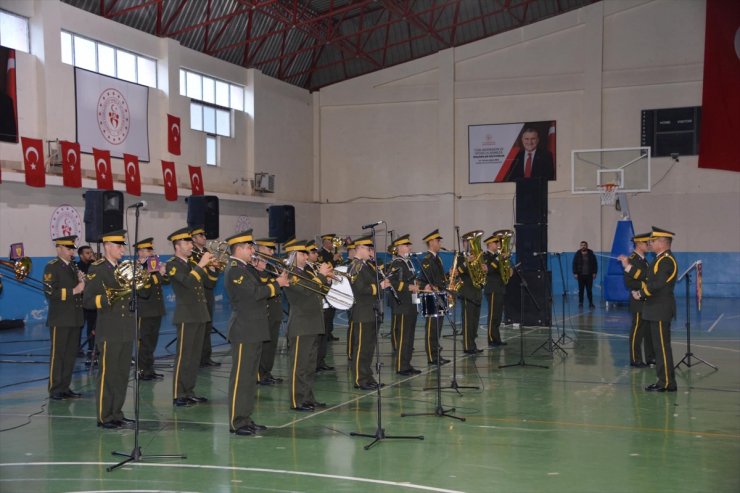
xmin=598 ymin=183 xmax=618 ymax=206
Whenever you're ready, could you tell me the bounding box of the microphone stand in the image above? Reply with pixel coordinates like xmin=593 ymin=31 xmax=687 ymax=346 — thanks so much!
xmin=350 ymin=224 xmax=424 ymax=450
xmin=675 ymin=260 xmax=716 ymax=371
xmin=108 ymin=204 xmax=186 ymax=472
xmin=499 ymin=262 xmax=548 ymax=370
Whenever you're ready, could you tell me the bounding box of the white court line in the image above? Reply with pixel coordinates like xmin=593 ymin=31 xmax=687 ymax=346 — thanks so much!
xmin=0 ymin=462 xmax=465 ymax=493
xmin=707 ymin=314 xmax=724 ymax=333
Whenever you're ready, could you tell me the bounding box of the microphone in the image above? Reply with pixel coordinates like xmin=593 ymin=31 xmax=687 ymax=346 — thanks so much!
xmin=361 ymin=220 xmax=384 ymax=230
xmin=532 ymin=251 xmax=548 ymax=256
xmin=127 ymin=201 xmax=147 ymax=209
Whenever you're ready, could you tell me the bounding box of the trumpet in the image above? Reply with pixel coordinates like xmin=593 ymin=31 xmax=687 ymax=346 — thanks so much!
xmin=104 ymin=260 xmax=151 ymax=304
xmin=0 ymin=257 xmax=52 ymax=294
xmin=192 ymin=240 xmax=230 ymax=271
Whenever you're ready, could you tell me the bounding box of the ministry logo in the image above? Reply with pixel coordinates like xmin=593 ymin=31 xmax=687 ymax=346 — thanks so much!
xmin=97 ymin=88 xmax=131 ymax=145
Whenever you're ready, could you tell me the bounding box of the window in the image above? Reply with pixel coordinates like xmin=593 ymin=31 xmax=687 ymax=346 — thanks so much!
xmin=0 ymin=10 xmax=30 ymax=53
xmin=190 ymin=102 xmax=231 ymax=137
xmin=179 ymin=68 xmax=245 ymax=112
xmin=60 ymin=31 xmax=157 ymax=88
xmin=206 ymin=135 xmax=217 ymax=166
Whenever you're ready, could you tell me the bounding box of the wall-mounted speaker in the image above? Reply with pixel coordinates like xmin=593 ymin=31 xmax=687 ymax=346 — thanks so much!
xmin=83 ymin=190 xmax=124 ymax=243
xmin=268 ymin=205 xmax=295 ymax=243
xmin=186 ymin=195 xmax=220 ymax=239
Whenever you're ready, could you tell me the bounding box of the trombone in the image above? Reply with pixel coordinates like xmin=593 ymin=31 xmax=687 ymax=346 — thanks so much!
xmin=0 ymin=257 xmax=52 ymax=294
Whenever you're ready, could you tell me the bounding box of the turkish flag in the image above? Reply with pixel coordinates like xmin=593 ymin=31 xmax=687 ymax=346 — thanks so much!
xmin=168 ymin=114 xmax=181 ymax=155
xmin=21 ymin=137 xmax=45 ymax=187
xmin=698 ymin=0 xmax=740 ymax=172
xmin=60 ymin=141 xmax=82 ymax=188
xmin=161 ymin=160 xmax=178 ymax=201
xmin=93 ymin=147 xmax=113 ymax=190
xmin=188 ymin=165 xmax=204 ymax=196
xmin=123 ymin=153 xmax=141 ymax=196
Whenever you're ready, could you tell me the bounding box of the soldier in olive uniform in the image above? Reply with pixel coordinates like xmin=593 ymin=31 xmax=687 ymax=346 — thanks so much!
xmin=135 ymin=238 xmax=168 ymax=380
xmin=621 ymin=232 xmax=655 ymax=368
xmin=482 ymin=234 xmax=508 ymax=347
xmin=620 ymin=226 xmax=678 ymax=392
xmin=191 ymin=226 xmax=222 ymax=368
xmin=319 ymin=234 xmax=342 ymax=343
xmin=349 ymin=236 xmax=391 ymax=390
xmin=254 ymin=237 xmax=284 ymax=385
xmin=419 ymin=230 xmax=449 ymax=365
xmin=284 ymin=241 xmax=332 ymax=410
xmin=224 ymin=230 xmax=289 ymax=435
xmin=388 ymin=235 xmax=421 ymax=375
xmin=167 ymin=227 xmax=212 ymax=406
xmin=45 ymin=235 xmax=85 ymax=400
xmin=83 ymin=230 xmax=141 ymax=428
xmin=308 ymin=241 xmax=335 ymax=372
xmin=457 ymin=233 xmax=484 ymax=354
xmin=344 ymin=240 xmax=357 ymax=361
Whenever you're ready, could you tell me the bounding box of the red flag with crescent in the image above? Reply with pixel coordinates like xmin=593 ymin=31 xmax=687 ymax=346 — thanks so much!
xmin=168 ymin=114 xmax=181 ymax=155
xmin=123 ymin=153 xmax=141 ymax=196
xmin=188 ymin=165 xmax=204 ymax=196
xmin=161 ymin=160 xmax=178 ymax=201
xmin=60 ymin=141 xmax=82 ymax=188
xmin=93 ymin=147 xmax=113 ymax=190
xmin=21 ymin=137 xmax=45 ymax=188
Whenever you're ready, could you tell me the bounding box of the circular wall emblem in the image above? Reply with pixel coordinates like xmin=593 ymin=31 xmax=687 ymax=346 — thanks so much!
xmin=50 ymin=205 xmax=83 ymax=242
xmin=235 ymin=216 xmax=253 ymax=233
xmin=97 ymin=88 xmax=131 ymax=145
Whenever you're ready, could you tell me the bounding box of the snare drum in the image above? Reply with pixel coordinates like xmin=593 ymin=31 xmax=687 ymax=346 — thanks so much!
xmin=327 ymin=265 xmax=355 ymax=310
xmin=419 ymin=292 xmax=446 ymax=318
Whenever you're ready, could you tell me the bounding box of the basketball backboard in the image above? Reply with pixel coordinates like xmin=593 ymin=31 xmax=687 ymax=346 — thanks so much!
xmin=571 ymin=147 xmax=651 ymax=194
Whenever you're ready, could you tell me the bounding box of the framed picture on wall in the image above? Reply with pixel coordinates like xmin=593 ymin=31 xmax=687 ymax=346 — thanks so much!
xmin=469 ymin=121 xmax=556 ymax=183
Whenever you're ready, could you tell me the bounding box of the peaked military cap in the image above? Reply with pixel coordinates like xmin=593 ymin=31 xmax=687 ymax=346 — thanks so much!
xmin=100 ymin=230 xmax=127 ymax=245
xmin=167 ymin=227 xmax=192 ymax=242
xmin=285 ymin=240 xmax=310 ymax=253
xmin=422 ymin=229 xmax=442 ymax=242
xmin=53 ymin=235 xmax=78 ymax=247
xmin=189 ymin=225 xmax=206 ymax=236
xmin=225 ymin=230 xmax=254 ymax=246
xmin=632 ymin=232 xmax=652 ymax=243
xmin=134 ymin=237 xmax=154 ymax=249
xmin=650 ymin=226 xmax=675 ymax=239
xmin=255 ymin=237 xmax=278 ymax=248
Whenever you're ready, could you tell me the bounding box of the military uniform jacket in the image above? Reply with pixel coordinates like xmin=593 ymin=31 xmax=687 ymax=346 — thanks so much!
xmin=224 ymin=258 xmax=280 ymax=343
xmin=482 ymin=251 xmax=507 ymax=295
xmin=623 ymin=252 xmax=649 ymax=314
xmin=284 ymin=266 xmax=328 ymax=337
xmin=44 ymin=258 xmax=84 ymax=327
xmin=388 ymin=256 xmax=418 ymax=315
xmin=456 ymin=253 xmax=483 ymax=304
xmin=259 ymin=270 xmax=284 ymax=323
xmin=136 ymin=264 xmax=168 ymax=318
xmin=83 ymin=259 xmax=141 ymax=342
xmin=420 ymin=252 xmax=446 ymax=290
xmin=637 ymin=250 xmax=677 ymax=322
xmin=193 ymin=247 xmax=218 ymax=303
xmin=166 ymin=256 xmax=210 ymax=324
xmin=349 ymin=259 xmax=380 ymax=322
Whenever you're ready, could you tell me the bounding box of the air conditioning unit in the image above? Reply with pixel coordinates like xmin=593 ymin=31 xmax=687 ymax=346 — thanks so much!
xmin=254 ymin=172 xmax=275 ymax=193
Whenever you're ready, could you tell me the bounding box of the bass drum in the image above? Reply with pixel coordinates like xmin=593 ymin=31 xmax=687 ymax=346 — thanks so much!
xmin=327 ymin=265 xmax=355 ymax=310
xmin=419 ymin=291 xmax=446 ymax=318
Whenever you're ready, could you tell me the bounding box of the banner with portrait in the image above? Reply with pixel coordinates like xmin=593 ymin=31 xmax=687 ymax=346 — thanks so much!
xmin=469 ymin=121 xmax=556 ymax=183
xmin=75 ymin=67 xmax=150 ymax=161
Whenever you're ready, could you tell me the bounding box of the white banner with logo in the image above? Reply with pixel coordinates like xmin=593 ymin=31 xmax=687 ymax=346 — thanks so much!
xmin=75 ymin=68 xmax=150 ymax=161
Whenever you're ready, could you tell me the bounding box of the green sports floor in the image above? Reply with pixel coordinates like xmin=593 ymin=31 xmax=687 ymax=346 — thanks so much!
xmin=1 ymin=298 xmax=738 ymax=493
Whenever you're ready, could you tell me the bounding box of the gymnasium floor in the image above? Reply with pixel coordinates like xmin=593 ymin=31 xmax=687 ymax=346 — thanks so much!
xmin=1 ymin=297 xmax=738 ymax=493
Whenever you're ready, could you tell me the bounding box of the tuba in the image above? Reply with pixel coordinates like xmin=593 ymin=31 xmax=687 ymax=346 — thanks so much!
xmin=105 ymin=260 xmax=151 ymax=304
xmin=0 ymin=257 xmax=52 ymax=294
xmin=461 ymin=230 xmax=487 ymax=288
xmin=493 ymin=229 xmax=514 ymax=284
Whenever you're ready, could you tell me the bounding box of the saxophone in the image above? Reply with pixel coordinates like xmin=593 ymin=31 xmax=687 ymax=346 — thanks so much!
xmin=493 ymin=229 xmax=514 ymax=284
xmin=461 ymin=230 xmax=487 ymax=288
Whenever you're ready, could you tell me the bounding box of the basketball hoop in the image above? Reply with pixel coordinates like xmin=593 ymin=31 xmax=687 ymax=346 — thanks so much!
xmin=598 ymin=183 xmax=618 ymax=206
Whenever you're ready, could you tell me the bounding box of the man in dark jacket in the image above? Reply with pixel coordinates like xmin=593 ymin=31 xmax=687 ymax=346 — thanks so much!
xmin=572 ymin=241 xmax=598 ymax=308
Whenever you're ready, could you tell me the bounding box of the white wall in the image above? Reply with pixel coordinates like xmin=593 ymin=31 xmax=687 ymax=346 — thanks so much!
xmin=317 ymin=0 xmax=740 ymax=253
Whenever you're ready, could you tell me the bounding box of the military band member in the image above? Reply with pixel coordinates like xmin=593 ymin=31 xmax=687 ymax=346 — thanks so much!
xmin=134 ymin=238 xmax=168 ymax=380
xmin=348 ymin=235 xmax=391 ymax=389
xmin=308 ymin=241 xmax=335 ymax=372
xmin=319 ymin=234 xmax=343 ymax=343
xmin=283 ymin=241 xmax=332 ymax=410
xmin=224 ymin=230 xmax=288 ymax=434
xmin=45 ymin=235 xmax=85 ymax=400
xmin=77 ymin=245 xmax=97 ymax=366
xmin=254 ymin=237 xmax=284 ymax=385
xmin=456 ymin=235 xmax=483 ymax=354
xmin=620 ymin=226 xmax=678 ymax=392
xmin=168 ymin=227 xmax=212 ymax=406
xmin=419 ymin=230 xmax=449 ymax=365
xmin=191 ymin=225 xmax=221 ymax=368
xmin=83 ymin=230 xmax=140 ymax=428
xmin=622 ymin=233 xmax=655 ymax=368
xmin=482 ymin=234 xmax=508 ymax=347
xmin=388 ymin=235 xmax=421 ymax=375
xmin=344 ymin=239 xmax=357 ymax=361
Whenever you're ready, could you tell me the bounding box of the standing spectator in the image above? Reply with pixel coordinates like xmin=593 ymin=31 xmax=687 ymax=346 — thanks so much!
xmin=572 ymin=241 xmax=597 ymax=309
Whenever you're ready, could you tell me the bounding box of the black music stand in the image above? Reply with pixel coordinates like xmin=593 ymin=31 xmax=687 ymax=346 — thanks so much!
xmin=500 ymin=263 xmax=548 ymax=370
xmin=108 ymin=204 xmax=185 ymax=472
xmin=675 ymin=260 xmax=717 ymax=371
xmin=349 ymin=224 xmax=424 ymax=449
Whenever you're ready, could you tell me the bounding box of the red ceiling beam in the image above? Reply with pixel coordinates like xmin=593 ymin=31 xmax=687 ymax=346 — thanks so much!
xmin=162 ymin=0 xmax=197 ymax=36
xmin=105 ymin=0 xmax=160 ymax=20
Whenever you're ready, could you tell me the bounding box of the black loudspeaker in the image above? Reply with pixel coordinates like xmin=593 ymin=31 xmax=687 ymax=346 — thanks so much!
xmin=504 ymin=270 xmax=552 ymax=326
xmin=83 ymin=190 xmax=124 ymax=243
xmin=515 ymin=223 xmax=548 ymax=271
xmin=187 ymin=195 xmax=220 ymax=239
xmin=268 ymin=205 xmax=295 ymax=243
xmin=516 ymin=178 xmax=548 ymax=224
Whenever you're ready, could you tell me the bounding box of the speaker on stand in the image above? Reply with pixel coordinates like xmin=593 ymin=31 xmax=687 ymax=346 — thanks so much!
xmin=83 ymin=190 xmax=124 ymax=244
xmin=186 ymin=195 xmax=220 ymax=239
